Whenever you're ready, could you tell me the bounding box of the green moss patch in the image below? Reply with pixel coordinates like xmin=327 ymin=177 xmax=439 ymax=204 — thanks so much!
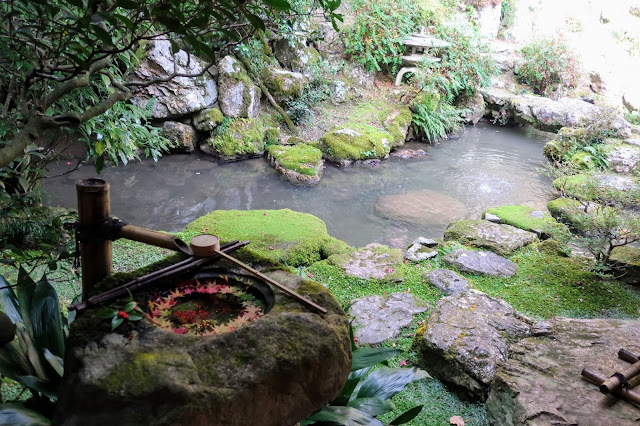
xmin=318 ymin=124 xmax=393 ymax=164
xmin=483 ymin=205 xmax=567 ymax=237
xmin=185 ymin=209 xmax=350 ymax=267
xmin=267 ymin=143 xmax=323 ymax=177
xmin=207 ymin=118 xmax=265 ymax=159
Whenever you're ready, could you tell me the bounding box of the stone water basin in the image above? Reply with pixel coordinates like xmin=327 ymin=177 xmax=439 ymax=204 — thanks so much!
xmin=56 ymin=269 xmax=351 ymax=425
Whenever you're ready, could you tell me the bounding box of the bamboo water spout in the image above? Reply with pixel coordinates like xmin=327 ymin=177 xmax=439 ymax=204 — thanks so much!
xmin=76 ymin=178 xmax=192 ymax=298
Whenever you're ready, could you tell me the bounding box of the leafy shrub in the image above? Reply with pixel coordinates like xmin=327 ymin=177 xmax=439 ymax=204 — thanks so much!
xmin=498 ymin=0 xmax=517 ymax=39
xmin=465 ymin=0 xmax=501 ymax=8
xmin=418 ymin=23 xmax=498 ymax=103
xmin=516 ymin=38 xmax=580 ymax=97
xmin=0 ymin=270 xmax=71 ymax=420
xmin=411 ymin=92 xmax=463 ymax=143
xmin=344 ymin=0 xmax=437 ymax=74
xmin=624 ymin=110 xmax=640 ymax=125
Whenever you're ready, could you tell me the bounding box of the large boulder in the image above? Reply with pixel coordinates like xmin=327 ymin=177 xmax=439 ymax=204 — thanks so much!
xmin=458 ymin=92 xmax=486 ymax=125
xmin=374 ymin=190 xmax=467 ymax=227
xmin=274 ymin=38 xmax=320 ymax=73
xmin=442 ymin=249 xmax=518 ymax=277
xmin=160 ymin=121 xmax=198 ymax=153
xmin=217 ymin=56 xmax=261 ymax=118
xmin=266 ymin=143 xmax=324 ymax=184
xmin=313 ymin=22 xmax=344 ymax=56
xmin=487 ymin=317 xmax=640 ymax=425
xmin=350 ymin=293 xmax=429 ymax=345
xmin=482 ymin=88 xmax=631 ymax=134
xmin=202 ymin=118 xmax=265 ymax=161
xmin=443 ymin=220 xmax=539 ymax=256
xmin=56 ymin=271 xmax=351 ymax=426
xmin=259 ymin=67 xmax=305 ymax=102
xmin=129 ymin=40 xmax=217 ymax=119
xmin=552 ymin=172 xmax=640 ymax=200
xmin=605 ymin=143 xmax=640 ymax=175
xmin=415 ymin=290 xmax=532 ymax=401
xmin=317 ymin=125 xmax=393 ymax=166
xmin=185 ymin=209 xmax=350 ymax=268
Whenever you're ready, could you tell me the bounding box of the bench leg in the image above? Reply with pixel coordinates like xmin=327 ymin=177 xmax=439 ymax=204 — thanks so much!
xmin=395 ymin=67 xmax=417 ymax=86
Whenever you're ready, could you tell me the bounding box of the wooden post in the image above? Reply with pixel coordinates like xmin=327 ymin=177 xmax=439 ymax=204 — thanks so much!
xmin=76 ymin=178 xmax=112 ymax=300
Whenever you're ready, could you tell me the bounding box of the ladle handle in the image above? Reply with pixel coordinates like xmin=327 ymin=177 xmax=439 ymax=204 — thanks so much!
xmin=214 ymin=249 xmax=327 ymax=315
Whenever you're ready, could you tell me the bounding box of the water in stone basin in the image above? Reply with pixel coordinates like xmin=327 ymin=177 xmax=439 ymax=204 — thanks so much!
xmin=43 ymin=122 xmax=553 ymax=248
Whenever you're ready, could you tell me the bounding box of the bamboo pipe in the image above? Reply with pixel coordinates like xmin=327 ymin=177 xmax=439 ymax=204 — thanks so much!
xmin=582 ymin=368 xmax=640 ymax=405
xmin=76 ymin=178 xmax=112 ymax=299
xmin=619 ymin=348 xmax=640 ymax=364
xmin=118 ymin=224 xmax=193 ymax=256
xmin=599 ymin=360 xmax=640 ymax=394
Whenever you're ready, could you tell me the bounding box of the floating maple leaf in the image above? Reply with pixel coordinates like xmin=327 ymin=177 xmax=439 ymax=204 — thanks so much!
xmin=243 ymin=305 xmax=263 ymax=319
xmin=204 ymin=284 xmax=222 ymax=294
xmin=183 ymin=286 xmax=194 ymax=295
xmin=214 ymin=324 xmax=232 ymax=334
xmin=169 ymin=288 xmax=184 ymax=299
xmin=155 ymin=299 xmax=174 ymax=311
xmin=173 ymin=327 xmax=188 ymax=334
xmin=219 ymin=286 xmax=235 ymax=295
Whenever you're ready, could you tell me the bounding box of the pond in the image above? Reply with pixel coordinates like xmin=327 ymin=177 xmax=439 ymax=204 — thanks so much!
xmin=43 ymin=122 xmax=553 ymax=249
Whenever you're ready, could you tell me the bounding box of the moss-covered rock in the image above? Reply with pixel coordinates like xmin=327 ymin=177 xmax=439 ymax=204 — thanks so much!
xmin=444 ymin=220 xmax=539 ymax=256
xmin=204 ymin=118 xmax=265 ymax=161
xmin=185 ymin=209 xmax=350 ymax=267
xmin=273 ymin=38 xmax=320 ymax=73
xmin=264 ymin=126 xmax=281 ymax=145
xmin=609 ymin=246 xmax=640 ymax=285
xmin=193 ymin=107 xmax=224 ymax=131
xmin=57 ymin=270 xmax=352 ymax=426
xmin=318 ymin=125 xmax=393 ymax=166
xmin=383 ymin=107 xmax=413 ymax=148
xmin=482 ymin=205 xmax=567 ymax=238
xmin=259 ymin=67 xmax=305 ymax=102
xmin=217 ymin=55 xmax=261 ymax=118
xmin=266 ymin=143 xmax=323 ymax=184
xmin=542 ymin=127 xmax=587 ymax=161
xmin=553 ymin=173 xmax=640 ymax=200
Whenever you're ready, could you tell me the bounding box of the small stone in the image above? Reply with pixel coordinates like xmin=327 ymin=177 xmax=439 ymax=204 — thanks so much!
xmin=484 ymin=213 xmax=502 ymax=223
xmin=442 ymin=249 xmax=518 ymax=278
xmin=422 ymin=269 xmax=470 ymax=295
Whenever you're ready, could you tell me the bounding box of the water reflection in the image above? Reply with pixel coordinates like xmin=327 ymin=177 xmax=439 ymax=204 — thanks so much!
xmin=43 ymin=123 xmax=553 ymax=248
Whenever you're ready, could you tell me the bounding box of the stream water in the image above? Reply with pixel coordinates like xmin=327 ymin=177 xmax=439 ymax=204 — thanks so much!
xmin=43 ymin=122 xmax=553 ymax=248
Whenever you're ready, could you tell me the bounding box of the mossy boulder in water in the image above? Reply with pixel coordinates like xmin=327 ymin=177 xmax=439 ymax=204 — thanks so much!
xmin=317 ymin=125 xmax=393 ymax=166
xmin=203 ymin=118 xmax=265 ymax=161
xmin=383 ymin=107 xmax=413 ymax=148
xmin=266 ymin=143 xmax=323 ymax=184
xmin=56 ymin=271 xmax=352 ymax=426
xmin=184 ymin=209 xmax=350 ymax=267
xmin=552 ymin=172 xmax=640 ymax=200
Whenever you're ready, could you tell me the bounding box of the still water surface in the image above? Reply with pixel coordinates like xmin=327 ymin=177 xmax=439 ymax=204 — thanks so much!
xmin=44 ymin=123 xmax=553 ymax=248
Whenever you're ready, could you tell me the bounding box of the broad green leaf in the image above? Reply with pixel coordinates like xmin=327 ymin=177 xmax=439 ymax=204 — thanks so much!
xmin=15 ymin=269 xmax=36 ymax=335
xmin=347 ymin=397 xmax=394 ymax=417
xmin=127 ymin=313 xmax=143 ymax=321
xmin=0 ymin=404 xmax=51 ymax=426
xmin=15 ymin=375 xmax=58 ymax=401
xmin=123 ymin=301 xmax=137 ymax=313
xmin=43 ymin=348 xmax=64 ymax=377
xmin=31 ymin=277 xmax=65 ymax=358
xmin=243 ymin=12 xmax=265 ymax=32
xmin=111 ymin=316 xmax=124 ymax=331
xmin=389 ymin=405 xmax=424 ymax=425
xmin=305 ymin=406 xmax=383 ymax=426
xmin=0 ymin=274 xmax=21 ymax=325
xmin=14 ymin=323 xmax=46 ymax=380
xmin=351 ymin=347 xmax=401 ymax=371
xmin=332 ymin=377 xmax=361 ymax=405
xmin=356 ymin=367 xmax=429 ymax=401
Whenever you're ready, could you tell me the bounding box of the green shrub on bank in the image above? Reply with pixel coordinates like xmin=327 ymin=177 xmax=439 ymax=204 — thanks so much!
xmin=516 ymin=38 xmax=580 ymax=97
xmin=344 ymin=0 xmax=444 ymax=74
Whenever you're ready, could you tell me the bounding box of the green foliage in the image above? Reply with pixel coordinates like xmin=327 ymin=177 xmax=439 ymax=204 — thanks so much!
xmin=624 ymin=110 xmax=640 ymax=125
xmin=96 ymin=291 xmax=145 ymax=331
xmin=498 ymin=0 xmax=517 ymax=39
xmin=285 ymin=59 xmax=342 ymax=125
xmin=302 ymin=346 xmax=429 ymax=425
xmin=517 ymin=38 xmax=580 ymax=96
xmin=0 ymin=270 xmax=70 ymax=420
xmin=344 ymin=0 xmax=424 ymax=74
xmin=464 ymin=0 xmax=501 ymax=9
xmin=411 ymin=93 xmax=463 ymax=143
